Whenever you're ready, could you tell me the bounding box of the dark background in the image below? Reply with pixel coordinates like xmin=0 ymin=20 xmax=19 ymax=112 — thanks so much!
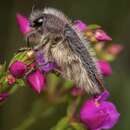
xmin=0 ymin=0 xmax=130 ymax=130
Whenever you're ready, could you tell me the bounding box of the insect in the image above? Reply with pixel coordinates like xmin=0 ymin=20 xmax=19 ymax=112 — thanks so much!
xmin=26 ymin=7 xmax=105 ymax=94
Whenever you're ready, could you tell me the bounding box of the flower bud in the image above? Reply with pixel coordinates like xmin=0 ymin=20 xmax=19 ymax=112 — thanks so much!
xmin=97 ymin=60 xmax=112 ymax=77
xmin=80 ymin=91 xmax=120 ymax=130
xmin=74 ymin=20 xmax=87 ymax=31
xmin=16 ymin=13 xmax=31 ymax=35
xmin=26 ymin=70 xmax=46 ymax=94
xmin=9 ymin=61 xmax=27 ymax=78
xmin=95 ymin=29 xmax=112 ymax=42
xmin=107 ymin=44 xmax=124 ymax=56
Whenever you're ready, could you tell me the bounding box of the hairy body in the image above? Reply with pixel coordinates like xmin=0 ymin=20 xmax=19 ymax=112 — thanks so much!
xmin=27 ymin=7 xmax=104 ymax=94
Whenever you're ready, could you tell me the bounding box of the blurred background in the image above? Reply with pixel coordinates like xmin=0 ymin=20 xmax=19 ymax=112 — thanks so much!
xmin=0 ymin=0 xmax=130 ymax=130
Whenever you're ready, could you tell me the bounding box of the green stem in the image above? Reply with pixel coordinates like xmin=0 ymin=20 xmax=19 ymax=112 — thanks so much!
xmin=13 ymin=106 xmax=57 ymax=130
xmin=13 ymin=96 xmax=64 ymax=130
xmin=51 ymin=96 xmax=81 ymax=130
xmin=67 ymin=96 xmax=81 ymax=121
xmin=13 ymin=116 xmax=35 ymax=130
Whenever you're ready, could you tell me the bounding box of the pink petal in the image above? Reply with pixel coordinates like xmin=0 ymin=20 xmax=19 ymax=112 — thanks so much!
xmin=16 ymin=13 xmax=31 ymax=35
xmin=107 ymin=44 xmax=124 ymax=56
xmin=97 ymin=60 xmax=112 ymax=77
xmin=27 ymin=70 xmax=46 ymax=94
xmin=96 ymin=90 xmax=110 ymax=102
xmin=95 ymin=29 xmax=112 ymax=42
xmin=74 ymin=20 xmax=87 ymax=31
xmin=80 ymin=91 xmax=120 ymax=130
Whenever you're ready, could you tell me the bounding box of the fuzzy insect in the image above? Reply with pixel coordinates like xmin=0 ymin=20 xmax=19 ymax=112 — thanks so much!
xmin=26 ymin=7 xmax=105 ymax=94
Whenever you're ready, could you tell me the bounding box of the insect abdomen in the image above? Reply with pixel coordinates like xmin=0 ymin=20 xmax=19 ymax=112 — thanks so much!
xmin=64 ymin=24 xmax=104 ymax=93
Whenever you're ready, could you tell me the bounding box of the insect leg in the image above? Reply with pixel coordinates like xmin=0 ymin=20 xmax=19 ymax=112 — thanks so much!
xmin=17 ymin=47 xmax=32 ymax=53
xmin=33 ymin=34 xmax=50 ymax=51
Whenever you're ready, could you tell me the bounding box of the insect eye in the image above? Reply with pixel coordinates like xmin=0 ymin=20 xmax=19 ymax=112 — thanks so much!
xmin=31 ymin=17 xmax=43 ymax=28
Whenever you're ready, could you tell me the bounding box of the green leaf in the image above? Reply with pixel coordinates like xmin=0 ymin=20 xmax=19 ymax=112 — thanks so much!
xmin=88 ymin=24 xmax=101 ymax=30
xmin=16 ymin=79 xmax=25 ymax=87
xmin=0 ymin=77 xmax=9 ymax=93
xmin=10 ymin=51 xmax=34 ymax=66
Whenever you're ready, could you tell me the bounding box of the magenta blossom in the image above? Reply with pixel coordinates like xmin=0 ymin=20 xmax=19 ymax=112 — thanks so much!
xmin=95 ymin=29 xmax=112 ymax=42
xmin=36 ymin=51 xmax=56 ymax=73
xmin=9 ymin=61 xmax=27 ymax=78
xmin=16 ymin=13 xmax=31 ymax=35
xmin=80 ymin=90 xmax=120 ymax=130
xmin=0 ymin=93 xmax=9 ymax=102
xmin=74 ymin=20 xmax=87 ymax=31
xmin=97 ymin=60 xmax=112 ymax=77
xmin=107 ymin=44 xmax=124 ymax=56
xmin=27 ymin=70 xmax=46 ymax=94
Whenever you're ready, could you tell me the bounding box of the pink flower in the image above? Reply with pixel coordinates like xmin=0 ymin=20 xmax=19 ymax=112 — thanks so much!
xmin=95 ymin=29 xmax=112 ymax=42
xmin=9 ymin=61 xmax=27 ymax=78
xmin=107 ymin=44 xmax=124 ymax=56
xmin=97 ymin=60 xmax=112 ymax=77
xmin=26 ymin=70 xmax=46 ymax=94
xmin=74 ymin=20 xmax=87 ymax=31
xmin=80 ymin=90 xmax=120 ymax=130
xmin=0 ymin=93 xmax=9 ymax=102
xmin=16 ymin=13 xmax=31 ymax=35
